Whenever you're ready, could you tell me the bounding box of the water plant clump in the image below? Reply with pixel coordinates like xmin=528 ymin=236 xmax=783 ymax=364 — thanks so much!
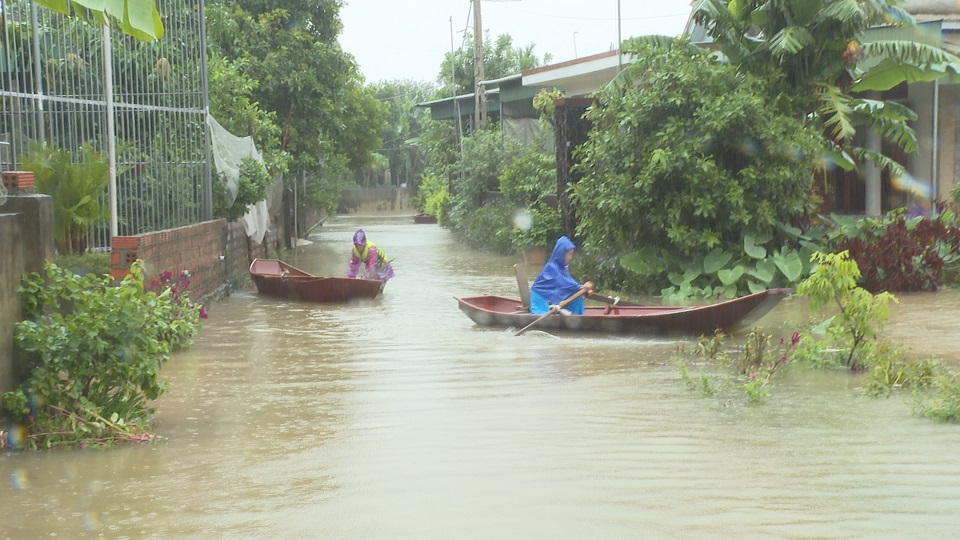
xmin=677 ymin=328 xmax=798 ymax=402
xmin=675 ymin=249 xmax=960 ymax=422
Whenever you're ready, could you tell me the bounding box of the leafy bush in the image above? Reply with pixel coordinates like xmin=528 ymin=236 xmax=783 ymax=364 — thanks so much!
xmin=1 ymin=261 xmax=205 ymax=449
xmin=213 ymin=156 xmax=271 ymax=222
xmin=825 ymin=208 xmax=960 ymax=292
xmin=676 ymin=328 xmax=798 ymax=402
xmin=511 ymin=205 xmax=563 ymax=250
xmin=567 ymin=247 xmax=652 ymax=297
xmin=572 ymin=42 xmax=824 ymax=298
xmin=455 ymin=197 xmax=516 ymax=254
xmin=443 ymin=126 xmax=525 ymax=231
xmin=54 ymin=251 xmax=111 ymax=276
xmin=671 ymin=251 xmax=960 ymax=421
xmin=499 ymin=148 xmax=555 ymax=204
xmin=21 ymin=142 xmax=110 ymax=254
xmin=499 ymin=148 xmax=563 ymax=250
xmin=913 ymin=372 xmax=960 ymax=422
xmin=415 ymin=174 xmax=450 ymax=223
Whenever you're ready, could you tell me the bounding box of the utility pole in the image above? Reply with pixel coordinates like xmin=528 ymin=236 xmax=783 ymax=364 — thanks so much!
xmin=473 ymin=0 xmax=486 ymax=127
xmin=617 ymin=0 xmax=623 ymax=71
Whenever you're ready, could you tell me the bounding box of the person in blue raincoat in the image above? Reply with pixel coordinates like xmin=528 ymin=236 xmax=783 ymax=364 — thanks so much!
xmin=529 ymin=235 xmax=593 ymax=315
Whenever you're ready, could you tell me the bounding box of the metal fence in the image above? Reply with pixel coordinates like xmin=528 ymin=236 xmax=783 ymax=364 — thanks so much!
xmin=0 ymin=0 xmax=210 ymax=249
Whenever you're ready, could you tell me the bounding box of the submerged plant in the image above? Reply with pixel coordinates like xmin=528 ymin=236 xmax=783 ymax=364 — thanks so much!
xmin=796 ymin=251 xmax=897 ymax=369
xmin=676 ymin=328 xmax=798 ymax=402
xmin=912 ymin=373 xmax=960 ymax=422
xmin=740 ymin=330 xmax=800 ymax=402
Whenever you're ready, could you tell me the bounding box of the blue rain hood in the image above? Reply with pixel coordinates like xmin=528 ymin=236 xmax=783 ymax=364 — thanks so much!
xmin=530 ymin=236 xmax=581 ymax=305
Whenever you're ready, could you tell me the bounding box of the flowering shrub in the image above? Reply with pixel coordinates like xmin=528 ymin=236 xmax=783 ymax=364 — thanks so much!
xmin=149 ymin=269 xmax=208 ymax=351
xmin=740 ymin=330 xmax=800 ymax=401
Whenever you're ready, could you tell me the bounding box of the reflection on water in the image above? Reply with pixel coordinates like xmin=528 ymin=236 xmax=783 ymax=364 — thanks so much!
xmin=3 ymin=213 xmax=960 ymax=538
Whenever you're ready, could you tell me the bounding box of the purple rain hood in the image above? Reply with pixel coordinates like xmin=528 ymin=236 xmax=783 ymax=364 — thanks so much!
xmin=353 ymin=229 xmax=366 ymax=246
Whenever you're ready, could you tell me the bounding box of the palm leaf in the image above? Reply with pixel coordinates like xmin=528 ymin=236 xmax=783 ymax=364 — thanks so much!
xmin=694 ymin=0 xmax=742 ymax=28
xmin=855 ymin=41 xmax=960 ymax=91
xmin=816 ymin=85 xmax=856 ymax=142
xmin=848 ymin=146 xmax=909 ymax=178
xmin=605 ymin=68 xmax=636 ymax=95
xmin=817 ymin=0 xmax=865 ymax=25
xmin=850 ymin=99 xmax=918 ymax=152
xmin=33 ymin=0 xmax=164 ymax=41
xmin=858 ymin=1 xmax=914 ymax=26
xmin=821 ymin=141 xmax=856 ymax=171
xmin=765 ymin=26 xmax=814 ymax=57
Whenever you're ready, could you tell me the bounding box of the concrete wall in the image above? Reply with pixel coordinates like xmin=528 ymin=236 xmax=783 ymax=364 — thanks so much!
xmin=0 ymin=213 xmax=24 ymax=396
xmin=0 ymin=194 xmax=55 ymax=395
xmin=338 ymin=187 xmax=411 ymax=214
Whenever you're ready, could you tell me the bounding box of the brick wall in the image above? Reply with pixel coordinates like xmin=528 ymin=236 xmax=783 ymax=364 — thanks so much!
xmin=111 ymin=219 xmax=282 ymax=303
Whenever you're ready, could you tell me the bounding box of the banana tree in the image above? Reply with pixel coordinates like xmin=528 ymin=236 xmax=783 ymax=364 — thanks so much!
xmin=688 ymin=0 xmax=960 ymax=175
xmin=33 ymin=0 xmax=163 ymax=41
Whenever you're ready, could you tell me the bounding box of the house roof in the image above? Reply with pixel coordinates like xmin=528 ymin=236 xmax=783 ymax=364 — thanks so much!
xmin=416 ymin=88 xmax=501 ymax=120
xmin=522 ymin=50 xmax=629 ymax=98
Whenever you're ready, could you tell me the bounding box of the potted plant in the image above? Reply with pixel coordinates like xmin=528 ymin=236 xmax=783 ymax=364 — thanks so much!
xmin=512 ymin=204 xmax=563 ymax=271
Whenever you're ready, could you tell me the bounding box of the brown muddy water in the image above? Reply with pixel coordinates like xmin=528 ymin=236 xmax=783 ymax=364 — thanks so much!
xmin=2 ymin=213 xmax=960 ymax=539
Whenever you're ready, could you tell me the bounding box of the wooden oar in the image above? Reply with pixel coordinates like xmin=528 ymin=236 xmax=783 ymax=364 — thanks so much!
xmin=514 ymin=288 xmax=589 ymax=336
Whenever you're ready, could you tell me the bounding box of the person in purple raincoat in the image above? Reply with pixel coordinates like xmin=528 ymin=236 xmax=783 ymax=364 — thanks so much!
xmin=347 ymin=228 xmax=395 ymax=281
xmin=529 ymin=235 xmax=593 ymax=315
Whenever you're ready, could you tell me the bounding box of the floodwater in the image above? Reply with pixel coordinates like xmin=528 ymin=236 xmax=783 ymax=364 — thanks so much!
xmin=3 ymin=213 xmax=960 ymax=539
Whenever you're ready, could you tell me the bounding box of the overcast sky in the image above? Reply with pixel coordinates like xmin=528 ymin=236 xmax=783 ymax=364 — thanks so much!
xmin=339 ymin=0 xmax=695 ymax=84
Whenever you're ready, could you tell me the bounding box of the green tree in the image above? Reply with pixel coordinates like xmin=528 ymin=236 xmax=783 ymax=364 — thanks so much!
xmin=573 ymin=43 xmax=823 ymax=296
xmin=438 ymin=32 xmax=550 ymax=95
xmin=369 ymin=80 xmax=436 ymax=190
xmin=207 ymin=54 xmax=288 ymax=175
xmin=206 ymin=0 xmax=386 ymax=214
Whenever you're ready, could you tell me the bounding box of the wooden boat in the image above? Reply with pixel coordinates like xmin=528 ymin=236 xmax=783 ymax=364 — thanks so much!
xmin=413 ymin=212 xmax=437 ymax=224
xmin=455 ymin=288 xmax=792 ymax=337
xmin=249 ymin=258 xmax=384 ymax=303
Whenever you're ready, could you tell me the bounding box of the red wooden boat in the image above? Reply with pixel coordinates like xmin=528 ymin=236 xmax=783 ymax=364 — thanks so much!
xmin=249 ymin=258 xmax=384 ymax=303
xmin=413 ymin=212 xmax=437 ymax=224
xmin=455 ymin=288 xmax=791 ymax=337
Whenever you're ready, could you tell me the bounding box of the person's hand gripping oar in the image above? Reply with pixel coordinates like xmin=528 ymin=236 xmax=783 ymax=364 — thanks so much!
xmin=514 ymin=287 xmax=589 ymax=336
